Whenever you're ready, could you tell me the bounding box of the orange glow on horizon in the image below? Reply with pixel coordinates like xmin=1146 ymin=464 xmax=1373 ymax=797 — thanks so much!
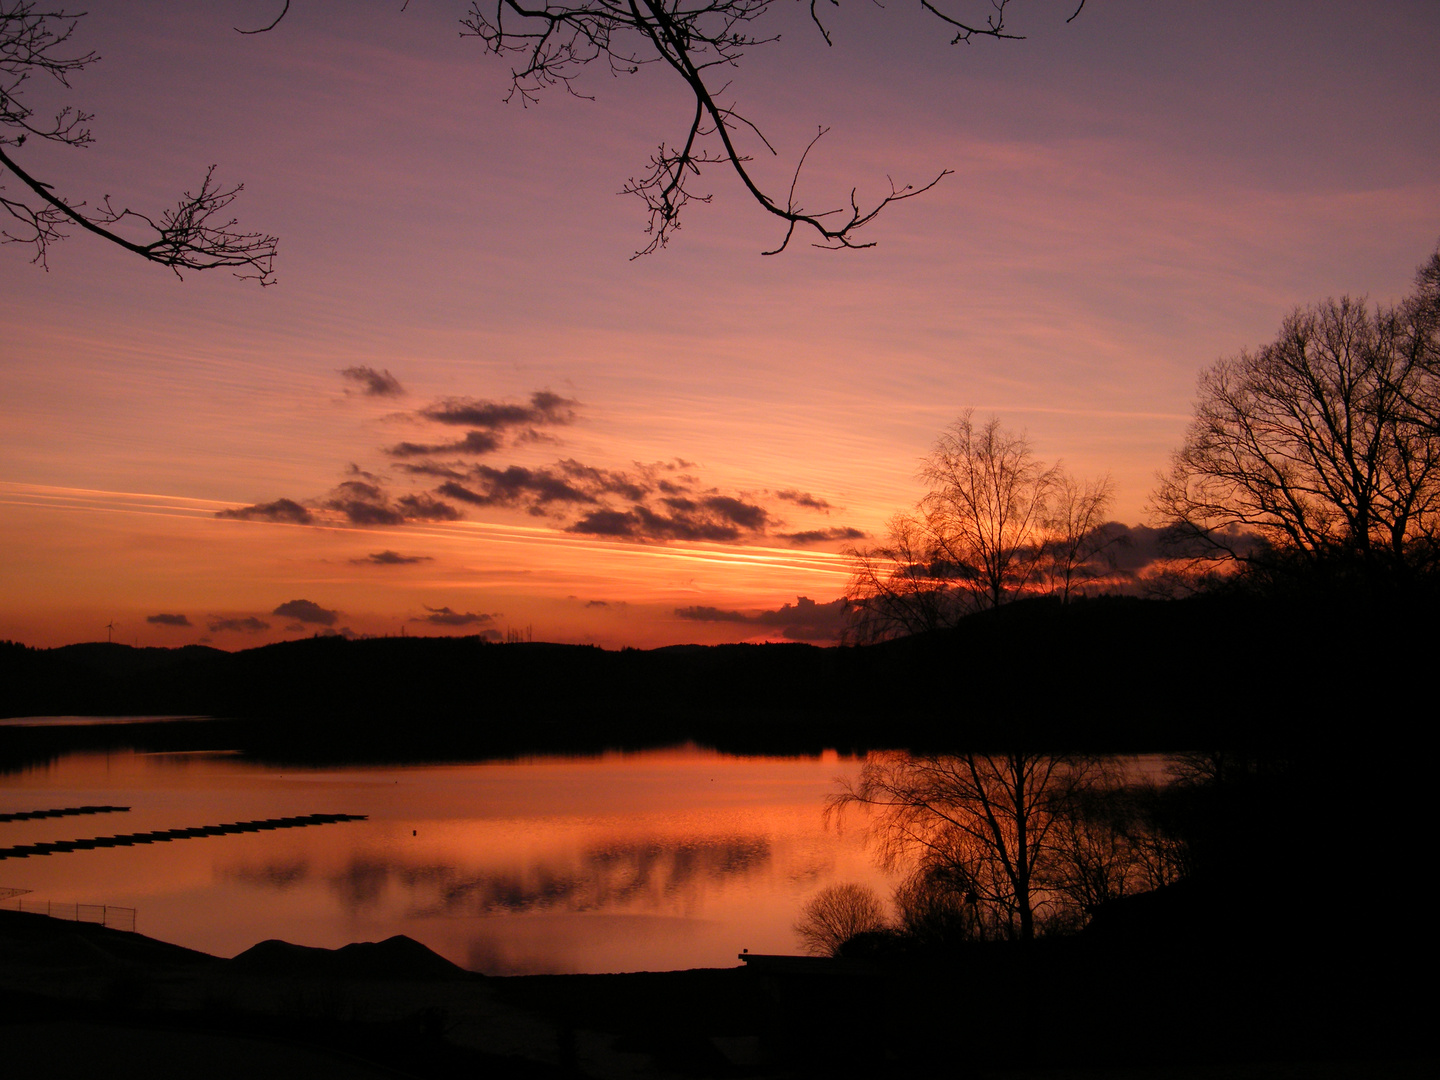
xmin=2 ymin=3 xmax=1437 ymax=651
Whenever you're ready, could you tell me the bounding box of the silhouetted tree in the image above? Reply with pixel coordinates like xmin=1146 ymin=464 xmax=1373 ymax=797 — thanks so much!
xmin=461 ymin=0 xmax=1084 ymax=254
xmin=891 ymin=864 xmax=987 ymax=945
xmin=1151 ymin=248 xmax=1440 ymax=593
xmin=846 ymin=413 xmax=1114 ymax=640
xmin=793 ymin=882 xmax=888 ymax=956
xmin=841 ymin=513 xmax=962 ymax=643
xmin=1395 ymin=245 xmax=1440 ymax=433
xmin=0 ymin=2 xmax=276 ymax=280
xmin=921 ymin=412 xmax=1060 ymax=611
xmin=1042 ymin=472 xmax=1118 ymax=602
xmin=830 ymin=751 xmax=1115 ymax=942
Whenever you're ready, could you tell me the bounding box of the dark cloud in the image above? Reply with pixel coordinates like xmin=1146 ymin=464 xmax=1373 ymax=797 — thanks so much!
xmin=340 ymin=366 xmax=404 ymax=397
xmin=217 ymin=388 xmax=844 ymax=552
xmin=1103 ymin=523 xmax=1166 ymax=574
xmin=397 ymin=493 xmax=462 ymax=521
xmin=774 ymin=489 xmax=833 ymax=512
xmin=327 ymin=497 xmax=405 ymax=526
xmin=352 ymin=550 xmax=433 ymax=565
xmin=779 ymin=527 xmax=868 ymax=546
xmin=675 ymin=596 xmax=847 ymax=642
xmin=385 ymin=391 xmax=579 ymax=459
xmin=420 ymin=390 xmax=577 ymax=430
xmin=675 ymin=605 xmax=750 ymax=624
xmin=438 ymin=464 xmax=596 ymax=513
xmin=569 ymin=494 xmax=769 ymax=542
xmin=272 ymin=599 xmax=339 ymax=626
xmin=755 ymin=596 xmax=849 ymax=642
xmin=1090 ymin=522 xmax=1266 ymax=587
xmin=412 ymin=606 xmax=498 ymax=627
xmin=696 ymin=495 xmax=769 ymax=530
xmin=335 ymin=479 xmax=384 ymax=501
xmin=550 ymin=459 xmax=648 ymax=501
xmin=321 ymin=480 xmax=458 ymax=525
xmin=208 ymin=616 xmax=270 ymax=634
xmin=394 ymin=461 xmax=470 ymax=480
xmin=146 ymin=613 xmax=192 ymax=627
xmin=386 ymin=430 xmax=503 ymax=458
xmin=570 ymin=507 xmax=730 ymax=542
xmin=216 ymin=498 xmax=313 ymax=525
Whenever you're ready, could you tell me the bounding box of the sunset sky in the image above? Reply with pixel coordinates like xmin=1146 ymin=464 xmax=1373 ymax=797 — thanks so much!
xmin=4 ymin=0 xmax=1438 ymax=650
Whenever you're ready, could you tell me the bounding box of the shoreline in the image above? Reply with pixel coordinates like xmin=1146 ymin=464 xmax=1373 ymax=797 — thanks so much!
xmin=4 ymin=909 xmax=1433 ymax=1079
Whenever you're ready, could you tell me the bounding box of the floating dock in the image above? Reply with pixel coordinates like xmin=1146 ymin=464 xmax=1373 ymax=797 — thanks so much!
xmin=0 ymin=813 xmax=367 ymax=860
xmin=0 ymin=805 xmax=131 ymax=823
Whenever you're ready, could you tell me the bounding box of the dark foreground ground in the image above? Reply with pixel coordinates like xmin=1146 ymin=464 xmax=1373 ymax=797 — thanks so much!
xmin=2 ymin=907 xmax=1432 ymax=1080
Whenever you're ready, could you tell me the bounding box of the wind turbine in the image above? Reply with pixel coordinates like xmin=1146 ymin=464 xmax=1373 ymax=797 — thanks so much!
xmin=105 ymin=620 xmax=115 ymax=644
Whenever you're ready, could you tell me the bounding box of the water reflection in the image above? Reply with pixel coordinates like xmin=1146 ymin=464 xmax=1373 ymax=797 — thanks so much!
xmin=1 ymin=745 xmax=888 ymax=973
xmin=228 ymin=857 xmax=310 ymax=890
xmin=292 ymin=834 xmax=774 ymax=918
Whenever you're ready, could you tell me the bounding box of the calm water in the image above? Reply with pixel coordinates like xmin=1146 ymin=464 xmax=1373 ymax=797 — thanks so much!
xmin=0 ymin=743 xmax=892 ymax=974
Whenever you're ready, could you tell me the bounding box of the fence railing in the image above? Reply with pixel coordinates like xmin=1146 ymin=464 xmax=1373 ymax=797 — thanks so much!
xmin=2 ymin=897 xmax=136 ymax=932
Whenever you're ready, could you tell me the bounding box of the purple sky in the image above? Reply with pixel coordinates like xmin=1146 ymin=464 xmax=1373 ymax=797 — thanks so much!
xmin=3 ymin=1 xmax=1438 ymax=648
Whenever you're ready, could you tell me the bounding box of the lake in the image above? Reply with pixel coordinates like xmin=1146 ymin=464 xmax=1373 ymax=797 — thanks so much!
xmin=0 ymin=741 xmax=893 ymax=974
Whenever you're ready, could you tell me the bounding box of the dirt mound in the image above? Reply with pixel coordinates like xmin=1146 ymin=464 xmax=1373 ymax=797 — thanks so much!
xmin=229 ymin=935 xmax=470 ymax=981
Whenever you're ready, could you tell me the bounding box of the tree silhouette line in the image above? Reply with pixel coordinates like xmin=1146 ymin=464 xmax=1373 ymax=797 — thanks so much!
xmin=820 ymin=241 xmax=1440 ymax=957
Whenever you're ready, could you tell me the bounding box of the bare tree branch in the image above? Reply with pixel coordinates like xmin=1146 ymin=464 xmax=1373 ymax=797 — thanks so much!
xmin=462 ymin=0 xmax=1059 ymax=254
xmin=829 ymin=751 xmax=1127 ymax=942
xmin=1 ymin=1 xmax=276 ymax=281
xmin=846 ymin=412 xmax=1114 ymax=641
xmin=1150 ymin=273 xmax=1440 ymax=591
xmin=235 ymin=1 xmax=291 ymax=36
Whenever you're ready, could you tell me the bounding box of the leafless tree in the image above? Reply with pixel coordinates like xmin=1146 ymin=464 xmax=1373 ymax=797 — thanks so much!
xmin=793 ymin=881 xmax=888 ymax=956
xmin=1 ymin=2 xmax=276 ymax=280
xmin=1393 ymin=246 xmax=1440 ymax=435
xmin=841 ymin=512 xmax=962 ymax=644
xmin=461 ymin=0 xmax=1084 ymax=255
xmin=891 ymin=864 xmax=987 ymax=945
xmin=1150 ymin=264 xmax=1440 ymax=589
xmin=829 ymin=751 xmax=1114 ymax=942
xmin=1038 ymin=767 xmax=1154 ymax=928
xmin=920 ymin=412 xmax=1061 ymax=612
xmin=846 ymin=413 xmax=1120 ymax=641
xmin=1042 ymin=472 xmax=1118 ymax=602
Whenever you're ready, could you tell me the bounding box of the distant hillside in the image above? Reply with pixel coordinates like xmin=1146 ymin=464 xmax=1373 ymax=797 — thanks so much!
xmin=2 ymin=591 xmax=1425 ymax=762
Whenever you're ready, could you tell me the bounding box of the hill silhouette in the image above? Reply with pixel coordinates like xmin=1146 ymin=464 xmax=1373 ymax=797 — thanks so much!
xmin=2 ymin=591 xmax=1426 ymax=764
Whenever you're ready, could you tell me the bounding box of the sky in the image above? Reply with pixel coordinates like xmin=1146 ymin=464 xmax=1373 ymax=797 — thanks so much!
xmin=3 ymin=0 xmax=1438 ymax=650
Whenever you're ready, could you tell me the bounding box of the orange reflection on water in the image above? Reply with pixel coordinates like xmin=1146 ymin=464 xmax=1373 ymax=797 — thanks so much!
xmin=0 ymin=745 xmax=892 ymax=973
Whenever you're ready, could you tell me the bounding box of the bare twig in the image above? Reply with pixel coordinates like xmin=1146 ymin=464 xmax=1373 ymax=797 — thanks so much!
xmin=1 ymin=1 xmax=276 ymax=280
xmin=463 ymin=0 xmax=1051 ymax=254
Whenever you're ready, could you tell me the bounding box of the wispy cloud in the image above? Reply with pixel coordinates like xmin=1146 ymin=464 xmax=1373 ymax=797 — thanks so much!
xmin=385 ymin=390 xmax=579 ymax=458
xmin=210 ymin=387 xmax=857 ymax=548
xmin=272 ymin=599 xmax=338 ymax=626
xmin=675 ymin=595 xmax=848 ymax=642
xmin=216 ymin=498 xmax=314 ymax=525
xmin=421 ymin=390 xmax=576 ymax=430
xmin=773 ymin=490 xmax=833 ymax=512
xmin=208 ymin=615 xmax=271 ymax=634
xmin=340 ymin=366 xmax=405 ymax=397
xmin=352 ymin=550 xmax=433 ymax=565
xmin=412 ymin=605 xmax=499 ymax=627
xmin=778 ymin=527 xmax=867 ymax=546
xmin=146 ymin=612 xmax=192 ymax=627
